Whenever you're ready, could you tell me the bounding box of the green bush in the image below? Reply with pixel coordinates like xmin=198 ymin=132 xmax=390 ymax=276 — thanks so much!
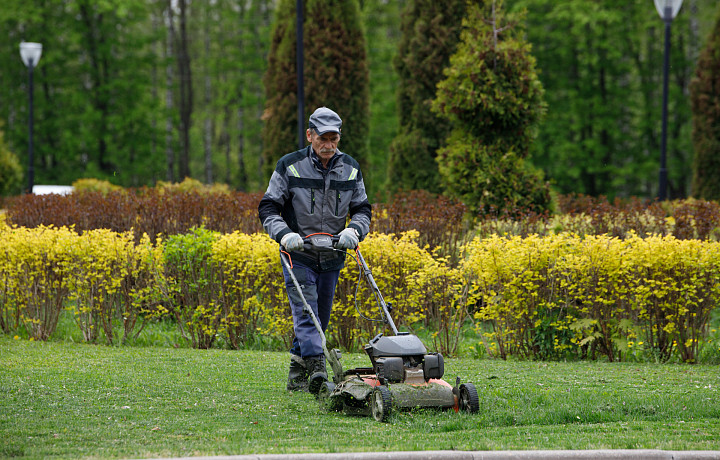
xmin=162 ymin=227 xmax=222 ymax=349
xmin=71 ymin=178 xmax=124 ymax=195
xmin=0 ymin=128 xmax=23 ymax=197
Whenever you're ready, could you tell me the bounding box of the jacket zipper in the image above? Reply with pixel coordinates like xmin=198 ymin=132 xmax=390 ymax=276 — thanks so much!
xmin=335 ymin=191 xmax=341 ymax=216
xmin=311 ymin=189 xmax=315 ymax=214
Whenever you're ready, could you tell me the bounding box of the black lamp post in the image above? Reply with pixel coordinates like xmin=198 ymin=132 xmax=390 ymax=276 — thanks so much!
xmin=655 ymin=0 xmax=683 ymax=201
xmin=296 ymin=0 xmax=305 ymax=150
xmin=19 ymin=41 xmax=42 ymax=195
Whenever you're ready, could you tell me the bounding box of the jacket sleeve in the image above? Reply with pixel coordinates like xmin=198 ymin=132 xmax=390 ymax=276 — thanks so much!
xmin=258 ymin=170 xmax=292 ymax=243
xmin=347 ymin=173 xmax=372 ymax=240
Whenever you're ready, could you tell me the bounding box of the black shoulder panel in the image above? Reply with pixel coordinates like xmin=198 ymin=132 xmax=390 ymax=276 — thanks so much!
xmin=275 ymin=148 xmax=309 ymax=174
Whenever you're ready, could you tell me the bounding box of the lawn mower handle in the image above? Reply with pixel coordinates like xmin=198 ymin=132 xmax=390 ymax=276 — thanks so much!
xmin=354 ymin=247 xmax=400 ymax=336
xmin=294 ymin=234 xmax=400 ymax=336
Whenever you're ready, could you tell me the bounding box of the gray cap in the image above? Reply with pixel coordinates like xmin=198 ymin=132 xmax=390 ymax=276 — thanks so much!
xmin=308 ymin=107 xmax=342 ymax=135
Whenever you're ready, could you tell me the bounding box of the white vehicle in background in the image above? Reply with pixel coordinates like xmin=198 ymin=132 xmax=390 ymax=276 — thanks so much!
xmin=31 ymin=185 xmax=74 ymax=195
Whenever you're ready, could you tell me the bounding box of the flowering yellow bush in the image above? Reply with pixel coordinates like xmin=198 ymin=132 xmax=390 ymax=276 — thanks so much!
xmin=331 ymin=231 xmax=452 ymax=351
xmin=0 ymin=225 xmax=75 ymax=340
xmin=211 ymin=232 xmax=287 ymax=348
xmin=462 ymin=232 xmax=720 ymax=362
xmin=0 ymin=224 xmax=163 ymax=343
xmin=2 ymin=224 xmax=718 ymax=362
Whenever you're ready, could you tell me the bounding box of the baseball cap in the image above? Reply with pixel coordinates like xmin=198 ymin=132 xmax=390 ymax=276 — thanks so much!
xmin=309 ymin=107 xmax=342 ymax=135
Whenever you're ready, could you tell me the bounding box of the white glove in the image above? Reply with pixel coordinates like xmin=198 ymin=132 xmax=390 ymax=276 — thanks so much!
xmin=336 ymin=228 xmax=359 ymax=249
xmin=281 ymin=232 xmax=304 ymax=251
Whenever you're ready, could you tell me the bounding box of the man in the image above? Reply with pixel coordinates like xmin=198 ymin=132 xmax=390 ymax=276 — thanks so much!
xmin=258 ymin=107 xmax=372 ymax=393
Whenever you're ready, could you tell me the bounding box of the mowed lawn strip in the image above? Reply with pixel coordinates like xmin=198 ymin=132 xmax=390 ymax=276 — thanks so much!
xmin=1 ymin=337 xmax=719 ymax=459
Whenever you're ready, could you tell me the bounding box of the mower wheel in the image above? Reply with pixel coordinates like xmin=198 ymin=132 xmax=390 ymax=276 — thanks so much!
xmin=370 ymin=385 xmax=392 ymax=422
xmin=459 ymin=383 xmax=479 ymax=413
xmin=318 ymin=381 xmax=342 ymax=412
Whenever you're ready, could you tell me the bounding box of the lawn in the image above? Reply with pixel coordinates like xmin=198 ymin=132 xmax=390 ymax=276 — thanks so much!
xmin=1 ymin=336 xmax=719 ymax=459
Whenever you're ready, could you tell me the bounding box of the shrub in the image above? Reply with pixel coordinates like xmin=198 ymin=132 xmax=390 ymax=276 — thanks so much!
xmin=155 ymin=177 xmax=231 ymax=195
xmin=432 ymin=0 xmax=551 ymax=215
xmin=5 ymin=188 xmax=263 ymax=243
xmin=72 ymin=178 xmax=124 ymax=195
xmin=690 ymin=7 xmax=720 ymax=200
xmin=66 ymin=229 xmax=137 ymax=343
xmin=0 ymin=225 xmax=75 ymax=340
xmin=211 ymin=232 xmax=287 ymax=349
xmin=371 ymin=189 xmax=469 ymax=264
xmin=0 ymin=128 xmax=23 ymax=197
xmin=462 ymin=233 xmax=720 ymax=362
xmin=162 ymin=227 xmax=222 ymax=349
xmin=386 ymin=0 xmax=468 ymax=193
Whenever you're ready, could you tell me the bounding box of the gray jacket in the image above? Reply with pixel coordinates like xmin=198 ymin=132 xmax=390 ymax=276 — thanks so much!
xmin=258 ymin=146 xmax=372 ymax=272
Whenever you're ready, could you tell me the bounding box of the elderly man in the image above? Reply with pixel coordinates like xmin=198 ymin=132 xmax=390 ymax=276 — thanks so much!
xmin=258 ymin=107 xmax=372 ymax=393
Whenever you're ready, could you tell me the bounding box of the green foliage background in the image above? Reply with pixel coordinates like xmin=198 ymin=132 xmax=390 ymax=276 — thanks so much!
xmin=261 ymin=0 xmax=369 ymax=180
xmin=0 ymin=128 xmax=23 ymax=196
xmin=0 ymin=0 xmax=719 ymax=201
xmin=385 ymin=0 xmax=468 ymax=194
xmin=432 ymin=0 xmax=552 ymax=214
xmin=690 ymin=6 xmax=720 ymax=201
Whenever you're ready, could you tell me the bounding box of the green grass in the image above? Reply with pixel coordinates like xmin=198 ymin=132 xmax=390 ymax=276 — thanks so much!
xmin=1 ymin=337 xmax=720 ymax=459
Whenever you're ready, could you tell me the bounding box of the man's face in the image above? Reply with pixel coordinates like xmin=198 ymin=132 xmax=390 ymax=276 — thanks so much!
xmin=307 ymin=129 xmax=340 ymax=165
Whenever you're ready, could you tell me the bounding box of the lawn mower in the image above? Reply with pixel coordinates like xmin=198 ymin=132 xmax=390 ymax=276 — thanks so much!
xmin=280 ymin=233 xmax=479 ymax=422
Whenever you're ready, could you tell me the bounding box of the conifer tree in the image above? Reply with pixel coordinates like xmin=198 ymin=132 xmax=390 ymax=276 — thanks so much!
xmin=261 ymin=0 xmax=369 ymax=179
xmin=432 ymin=0 xmax=552 ymax=215
xmin=690 ymin=8 xmax=720 ymax=200
xmin=386 ymin=0 xmax=468 ymax=193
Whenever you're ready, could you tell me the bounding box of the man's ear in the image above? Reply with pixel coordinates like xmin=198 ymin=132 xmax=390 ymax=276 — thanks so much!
xmin=305 ymin=129 xmax=313 ymax=143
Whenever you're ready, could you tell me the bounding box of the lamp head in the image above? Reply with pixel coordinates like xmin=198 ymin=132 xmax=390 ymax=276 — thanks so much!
xmin=20 ymin=42 xmax=43 ymax=68
xmin=654 ymin=0 xmax=683 ymax=21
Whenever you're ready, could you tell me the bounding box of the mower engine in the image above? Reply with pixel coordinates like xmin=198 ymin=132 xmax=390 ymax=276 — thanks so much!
xmin=366 ymin=333 xmax=444 ymax=383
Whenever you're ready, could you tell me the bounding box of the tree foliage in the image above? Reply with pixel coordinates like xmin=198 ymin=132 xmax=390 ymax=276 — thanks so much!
xmin=510 ymin=0 xmax=712 ymax=199
xmin=0 ymin=128 xmax=23 ymax=196
xmin=690 ymin=5 xmax=720 ymax=200
xmin=385 ymin=0 xmax=468 ymax=194
xmin=261 ymin=0 xmax=369 ymax=180
xmin=1 ymin=0 xmax=718 ymax=201
xmin=0 ymin=0 xmax=272 ymax=190
xmin=432 ymin=0 xmax=552 ymax=215
xmin=361 ymin=0 xmax=403 ymax=199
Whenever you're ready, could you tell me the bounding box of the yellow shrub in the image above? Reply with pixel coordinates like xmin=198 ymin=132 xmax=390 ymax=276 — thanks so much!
xmin=211 ymin=232 xmax=287 ymax=348
xmin=331 ymin=231 xmax=449 ymax=350
xmin=71 ymin=178 xmax=124 ymax=194
xmin=65 ymin=228 xmax=136 ymax=343
xmin=461 ymin=232 xmax=720 ymax=362
xmin=0 ymin=225 xmax=76 ymax=339
xmin=156 ymin=177 xmax=231 ymax=195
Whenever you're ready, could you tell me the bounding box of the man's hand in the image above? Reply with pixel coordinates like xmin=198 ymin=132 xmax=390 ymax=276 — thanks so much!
xmin=336 ymin=228 xmax=359 ymax=249
xmin=281 ymin=232 xmax=304 ymax=251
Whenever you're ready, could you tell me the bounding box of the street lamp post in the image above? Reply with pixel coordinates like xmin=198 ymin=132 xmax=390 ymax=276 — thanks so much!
xmin=19 ymin=42 xmax=42 ymax=195
xmin=654 ymin=0 xmax=683 ymax=201
xmin=296 ymin=0 xmax=305 ymax=150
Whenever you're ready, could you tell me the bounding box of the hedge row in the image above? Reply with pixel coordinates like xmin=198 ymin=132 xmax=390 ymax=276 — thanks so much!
xmin=5 ymin=188 xmax=264 ymax=243
xmin=1 ymin=221 xmax=718 ymax=362
xmin=8 ymin=188 xmax=720 ymax=265
xmin=463 ymin=233 xmax=720 ymax=362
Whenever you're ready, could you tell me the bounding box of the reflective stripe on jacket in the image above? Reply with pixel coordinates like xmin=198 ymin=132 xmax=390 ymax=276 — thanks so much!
xmin=258 ymin=146 xmax=372 ymax=272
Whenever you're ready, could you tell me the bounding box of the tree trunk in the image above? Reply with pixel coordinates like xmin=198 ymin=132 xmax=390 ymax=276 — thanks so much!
xmin=177 ymin=0 xmax=193 ymax=180
xmin=164 ymin=0 xmax=176 ymax=182
xmin=78 ymin=1 xmax=112 ymax=173
xmin=203 ymin=4 xmax=213 ymax=184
